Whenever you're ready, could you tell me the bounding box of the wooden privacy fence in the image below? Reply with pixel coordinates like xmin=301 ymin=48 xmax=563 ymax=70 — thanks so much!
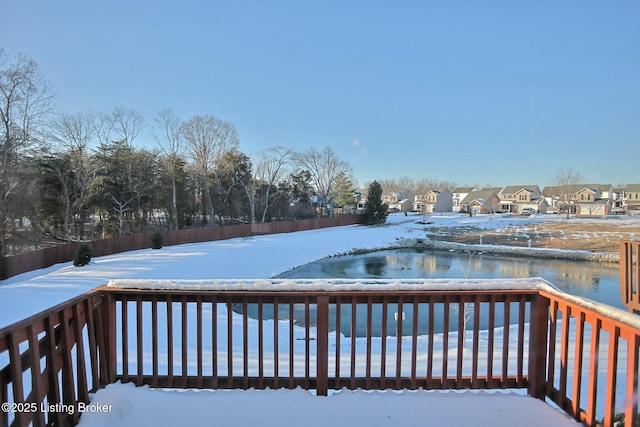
xmin=0 ymin=215 xmax=364 ymax=280
xmin=1 ymin=277 xmax=640 ymax=427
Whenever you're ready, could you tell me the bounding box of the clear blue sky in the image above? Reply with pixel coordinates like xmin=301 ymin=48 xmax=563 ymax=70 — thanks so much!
xmin=2 ymin=1 xmax=639 ymax=188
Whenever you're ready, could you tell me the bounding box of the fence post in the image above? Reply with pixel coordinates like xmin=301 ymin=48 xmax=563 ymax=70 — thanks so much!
xmin=316 ymin=296 xmax=330 ymax=396
xmin=528 ymin=293 xmax=549 ymax=399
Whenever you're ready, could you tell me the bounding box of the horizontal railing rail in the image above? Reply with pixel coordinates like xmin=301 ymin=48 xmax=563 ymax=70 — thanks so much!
xmin=1 ymin=277 xmax=639 ymax=427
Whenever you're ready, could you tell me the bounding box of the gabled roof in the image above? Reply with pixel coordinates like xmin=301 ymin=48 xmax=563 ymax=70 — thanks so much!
xmin=452 ymin=187 xmax=475 ymax=193
xmin=500 ymin=185 xmax=539 ymax=195
xmin=542 ymin=184 xmax=609 ymax=195
xmin=626 ymin=184 xmax=640 ymax=192
xmin=461 ymin=189 xmax=499 ymax=205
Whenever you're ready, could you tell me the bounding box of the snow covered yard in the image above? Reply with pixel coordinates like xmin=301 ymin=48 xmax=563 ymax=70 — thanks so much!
xmin=1 ymin=213 xmax=638 ymax=427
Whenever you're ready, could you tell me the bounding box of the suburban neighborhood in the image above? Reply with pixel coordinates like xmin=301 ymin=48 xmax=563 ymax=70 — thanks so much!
xmin=375 ymin=183 xmax=640 ymax=217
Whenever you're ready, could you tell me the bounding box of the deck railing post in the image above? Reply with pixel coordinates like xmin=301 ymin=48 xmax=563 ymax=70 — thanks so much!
xmin=620 ymin=241 xmax=630 ymax=308
xmin=104 ymin=291 xmax=118 ymax=383
xmin=316 ymin=296 xmax=330 ymax=396
xmin=528 ymin=293 xmax=550 ymax=399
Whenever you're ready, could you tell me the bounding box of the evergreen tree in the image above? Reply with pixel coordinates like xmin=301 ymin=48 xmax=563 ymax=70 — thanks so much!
xmin=364 ymin=181 xmax=388 ymax=225
xmin=333 ymin=173 xmax=356 ymax=209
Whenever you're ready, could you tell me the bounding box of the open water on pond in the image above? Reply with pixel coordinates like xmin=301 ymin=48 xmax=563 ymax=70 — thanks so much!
xmin=242 ymin=249 xmax=623 ymax=337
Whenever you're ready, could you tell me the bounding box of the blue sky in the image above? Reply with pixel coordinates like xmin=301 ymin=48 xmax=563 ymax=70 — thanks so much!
xmin=2 ymin=1 xmax=639 ymax=188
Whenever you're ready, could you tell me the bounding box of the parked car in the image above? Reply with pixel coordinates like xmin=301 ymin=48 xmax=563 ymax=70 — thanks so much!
xmin=520 ymin=208 xmax=534 ymax=215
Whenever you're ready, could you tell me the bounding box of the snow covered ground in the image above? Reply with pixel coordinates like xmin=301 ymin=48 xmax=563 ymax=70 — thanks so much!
xmin=4 ymin=212 xmax=636 ymax=329
xmin=77 ymin=383 xmax=578 ymax=427
xmin=1 ymin=213 xmax=636 ymax=426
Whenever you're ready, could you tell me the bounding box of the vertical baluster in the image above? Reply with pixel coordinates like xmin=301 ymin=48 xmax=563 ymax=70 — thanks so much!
xmin=196 ymin=296 xmax=203 ymax=389
xmin=571 ymin=310 xmax=585 ymax=419
xmin=273 ymin=297 xmax=279 ymax=389
xmin=166 ymin=296 xmax=173 ymax=386
xmin=211 ymin=296 xmax=218 ymax=389
xmin=517 ymin=296 xmax=526 ymax=387
xmin=487 ymin=295 xmax=495 ymax=387
xmin=151 ymin=296 xmax=158 ymax=388
xmin=135 ymin=296 xmax=143 ymax=386
xmin=442 ymin=297 xmax=450 ymax=388
xmin=585 ymin=316 xmax=601 ymax=426
xmin=395 ymin=297 xmax=403 ymax=389
xmin=258 ymin=297 xmax=264 ymax=389
xmin=625 ymin=333 xmax=639 ymax=427
xmin=365 ymin=296 xmax=373 ymax=389
xmin=559 ymin=303 xmax=571 ymax=405
xmin=380 ymin=298 xmax=387 ymax=389
xmin=227 ymin=296 xmax=234 ymax=388
xmin=121 ymin=298 xmax=129 ymax=383
xmin=410 ymin=299 xmax=419 ymax=389
xmin=472 ymin=296 xmax=480 ymax=388
xmin=181 ymin=296 xmax=188 ymax=388
xmin=547 ymin=300 xmax=558 ymax=399
xmin=335 ymin=297 xmax=341 ymax=389
xmin=427 ymin=299 xmax=434 ymax=389
xmin=304 ymin=296 xmax=310 ymax=390
xmin=316 ymin=296 xmax=329 ymax=397
xmin=456 ymin=297 xmax=465 ymax=389
xmin=350 ymin=299 xmax=357 ymax=389
xmin=242 ymin=296 xmax=249 ymax=389
xmin=288 ymin=302 xmax=294 ymax=389
xmin=603 ymin=325 xmax=620 ymax=427
xmin=501 ymin=297 xmax=511 ymax=388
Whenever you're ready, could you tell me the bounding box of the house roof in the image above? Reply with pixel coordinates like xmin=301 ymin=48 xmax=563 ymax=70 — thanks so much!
xmin=500 ymin=185 xmax=539 ymax=195
xmin=461 ymin=189 xmax=498 ymax=205
xmin=542 ymin=184 xmax=610 ymax=196
xmin=626 ymin=184 xmax=640 ymax=192
xmin=452 ymin=187 xmax=475 ymax=193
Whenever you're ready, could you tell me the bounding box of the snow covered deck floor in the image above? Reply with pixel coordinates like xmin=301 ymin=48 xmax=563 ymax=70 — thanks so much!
xmin=78 ymin=383 xmax=578 ymax=427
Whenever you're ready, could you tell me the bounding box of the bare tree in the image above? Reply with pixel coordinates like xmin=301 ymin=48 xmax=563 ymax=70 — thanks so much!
xmin=254 ymin=146 xmax=292 ymax=223
xmin=0 ymin=50 xmax=54 ymax=257
xmin=552 ymin=168 xmax=584 ymax=219
xmin=111 ymin=106 xmax=145 ymax=150
xmin=153 ymin=109 xmax=183 ymax=230
xmin=293 ymin=147 xmax=352 ymax=215
xmin=182 ymin=115 xmax=239 ymax=225
xmin=46 ymin=112 xmax=95 ymax=239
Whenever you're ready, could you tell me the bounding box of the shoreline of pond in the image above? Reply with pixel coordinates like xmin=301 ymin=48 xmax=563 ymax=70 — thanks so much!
xmin=339 ymin=238 xmax=620 ymax=265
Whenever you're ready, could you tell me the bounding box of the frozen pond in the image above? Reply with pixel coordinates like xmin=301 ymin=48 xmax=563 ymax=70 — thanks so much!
xmin=277 ymin=249 xmax=623 ymax=310
xmin=239 ymin=249 xmax=623 ymax=337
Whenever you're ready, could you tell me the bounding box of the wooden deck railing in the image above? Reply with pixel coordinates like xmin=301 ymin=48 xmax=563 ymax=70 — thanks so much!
xmin=621 ymin=240 xmax=640 ymax=314
xmin=1 ymin=278 xmax=639 ymax=427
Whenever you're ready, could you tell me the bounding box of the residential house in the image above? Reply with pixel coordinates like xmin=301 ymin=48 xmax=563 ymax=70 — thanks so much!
xmin=460 ymin=189 xmax=501 ymax=215
xmin=612 ymin=187 xmax=626 ymax=212
xmin=383 ymin=190 xmax=415 ymax=212
xmin=413 ymin=188 xmax=453 ymax=214
xmin=575 ymin=184 xmax=613 ymax=217
xmin=354 ymin=192 xmax=367 ymax=213
xmin=625 ymin=184 xmax=640 ymax=215
xmin=452 ymin=187 xmax=475 ymax=212
xmin=498 ymin=185 xmax=548 ymax=214
xmin=542 ymin=184 xmax=613 ymax=217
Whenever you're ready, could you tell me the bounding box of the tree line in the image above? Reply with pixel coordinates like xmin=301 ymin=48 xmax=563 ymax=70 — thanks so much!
xmin=0 ymin=50 xmax=355 ymax=258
